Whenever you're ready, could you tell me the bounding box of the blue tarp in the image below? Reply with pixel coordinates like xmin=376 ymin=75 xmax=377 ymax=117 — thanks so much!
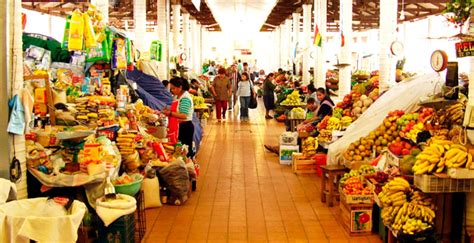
xmin=126 ymin=69 xmax=203 ymax=155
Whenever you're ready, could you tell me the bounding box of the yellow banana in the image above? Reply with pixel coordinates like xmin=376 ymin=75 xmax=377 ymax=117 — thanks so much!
xmin=436 ymin=166 xmax=445 ymax=173
xmin=451 ymin=144 xmax=467 ymax=152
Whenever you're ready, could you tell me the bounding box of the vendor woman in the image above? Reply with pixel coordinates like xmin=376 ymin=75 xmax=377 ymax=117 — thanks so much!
xmin=163 ymin=77 xmax=195 ymax=158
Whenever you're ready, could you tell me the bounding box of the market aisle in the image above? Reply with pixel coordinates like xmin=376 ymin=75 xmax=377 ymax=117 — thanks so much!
xmin=143 ymin=100 xmax=382 ymax=243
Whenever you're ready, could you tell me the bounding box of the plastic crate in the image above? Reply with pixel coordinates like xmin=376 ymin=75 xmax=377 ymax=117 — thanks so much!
xmin=414 ymin=174 xmax=473 ymax=193
xmin=98 ymin=213 xmax=135 ymax=243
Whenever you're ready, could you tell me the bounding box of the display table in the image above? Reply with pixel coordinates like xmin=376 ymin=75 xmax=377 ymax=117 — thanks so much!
xmin=194 ymin=105 xmax=211 ymax=119
xmin=320 ymin=165 xmax=348 ymax=207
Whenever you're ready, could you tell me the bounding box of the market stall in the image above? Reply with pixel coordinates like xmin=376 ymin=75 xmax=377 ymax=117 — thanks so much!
xmin=14 ymin=5 xmax=202 ymax=242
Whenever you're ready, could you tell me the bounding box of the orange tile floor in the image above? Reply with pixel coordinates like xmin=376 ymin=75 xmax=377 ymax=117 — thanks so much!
xmin=143 ymin=104 xmax=383 ymax=243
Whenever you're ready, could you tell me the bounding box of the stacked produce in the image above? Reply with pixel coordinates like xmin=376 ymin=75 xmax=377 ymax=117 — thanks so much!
xmin=388 ymin=139 xmax=418 ymax=157
xmin=379 ymin=178 xmax=435 ymax=235
xmin=290 ymin=107 xmax=306 ymax=119
xmin=339 ymin=165 xmax=376 ymax=187
xmin=412 ymin=139 xmax=472 ymax=174
xmin=192 ymin=95 xmax=207 ymax=109
xmin=365 ymin=171 xmax=389 ymax=194
xmin=318 ymin=130 xmax=332 ymax=143
xmin=326 ymin=70 xmax=339 ymax=91
xmin=281 ymin=90 xmax=304 ymax=106
xmin=343 ymin=110 xmax=405 ymax=161
xmin=342 ymin=177 xmax=371 ymax=195
xmin=302 ymin=137 xmax=318 ymax=157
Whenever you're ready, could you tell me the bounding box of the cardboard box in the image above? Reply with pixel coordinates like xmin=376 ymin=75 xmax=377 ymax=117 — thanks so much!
xmin=279 ymin=132 xmax=298 ymax=145
xmin=340 ymin=200 xmax=373 ymax=235
xmin=340 ymin=188 xmax=374 ymax=205
xmin=279 ymin=145 xmax=299 ymax=165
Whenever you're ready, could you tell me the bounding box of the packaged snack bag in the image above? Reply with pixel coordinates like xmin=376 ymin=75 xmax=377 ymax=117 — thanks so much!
xmin=83 ymin=13 xmax=97 ymax=48
xmin=62 ymin=15 xmax=71 ymax=49
xmin=68 ymin=10 xmax=84 ymax=51
xmin=112 ymin=38 xmax=127 ymax=70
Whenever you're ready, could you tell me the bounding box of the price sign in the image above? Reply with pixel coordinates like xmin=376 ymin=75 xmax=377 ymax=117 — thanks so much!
xmin=455 ymin=41 xmax=474 ymax=58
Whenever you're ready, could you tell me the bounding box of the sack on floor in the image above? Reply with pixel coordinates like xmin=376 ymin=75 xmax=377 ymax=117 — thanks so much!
xmin=142 ymin=177 xmax=162 ymax=209
xmin=159 ymin=158 xmax=190 ymax=204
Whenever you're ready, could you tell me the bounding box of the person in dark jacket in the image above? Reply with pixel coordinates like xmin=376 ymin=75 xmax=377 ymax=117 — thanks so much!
xmin=315 ymin=87 xmax=335 ymax=118
xmin=263 ymin=73 xmax=276 ymax=119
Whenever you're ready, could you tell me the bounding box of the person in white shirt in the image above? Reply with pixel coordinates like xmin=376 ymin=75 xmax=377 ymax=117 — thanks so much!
xmin=236 ymin=72 xmax=253 ymax=121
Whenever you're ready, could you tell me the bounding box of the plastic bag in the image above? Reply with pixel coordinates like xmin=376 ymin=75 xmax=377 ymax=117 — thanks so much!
xmin=126 ymin=38 xmax=132 ymax=65
xmin=83 ymin=13 xmax=96 ymax=49
xmin=25 ymin=45 xmax=46 ymax=61
xmin=68 ymin=10 xmax=84 ymax=51
xmin=62 ymin=15 xmax=71 ymax=50
xmin=7 ymin=94 xmax=25 ymax=135
xmin=112 ymin=38 xmax=127 ymax=70
xmin=158 ymin=158 xmax=190 ymax=203
xmin=71 ymin=51 xmax=86 ymax=68
xmin=86 ymin=40 xmax=109 ymax=63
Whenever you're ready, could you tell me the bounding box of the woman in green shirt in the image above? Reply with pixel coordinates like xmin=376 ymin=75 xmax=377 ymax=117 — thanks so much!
xmin=163 ymin=77 xmax=195 ymax=158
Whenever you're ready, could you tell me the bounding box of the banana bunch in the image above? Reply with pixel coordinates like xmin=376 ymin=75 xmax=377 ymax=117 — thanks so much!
xmin=412 ymin=139 xmax=453 ymax=175
xmin=381 ymin=189 xmax=436 ymax=234
xmin=413 ymin=139 xmax=472 ymax=174
xmin=302 ymin=137 xmax=318 ymax=157
xmin=327 ymin=117 xmax=341 ymax=130
xmin=445 ymin=103 xmax=465 ymax=125
xmin=377 ymin=177 xmax=411 ymax=207
xmin=444 ymin=144 xmax=472 ymax=169
xmin=340 ymin=116 xmax=353 ymax=129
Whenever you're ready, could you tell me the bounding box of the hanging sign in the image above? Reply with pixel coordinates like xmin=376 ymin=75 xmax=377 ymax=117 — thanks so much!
xmin=240 ymin=49 xmax=252 ymax=55
xmin=455 ymin=41 xmax=474 ymax=58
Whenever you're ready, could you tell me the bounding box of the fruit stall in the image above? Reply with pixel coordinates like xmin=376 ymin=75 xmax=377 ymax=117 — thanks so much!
xmin=324 ymin=78 xmax=474 ymax=242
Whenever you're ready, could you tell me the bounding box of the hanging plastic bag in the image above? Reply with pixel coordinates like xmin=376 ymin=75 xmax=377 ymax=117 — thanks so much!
xmin=62 ymin=15 xmax=71 ymax=50
xmin=86 ymin=39 xmax=109 ymax=63
xmin=7 ymin=94 xmax=26 ymax=135
xmin=126 ymin=38 xmax=133 ymax=65
xmin=68 ymin=10 xmax=84 ymax=51
xmin=112 ymin=38 xmax=127 ymax=70
xmin=83 ymin=13 xmax=96 ymax=49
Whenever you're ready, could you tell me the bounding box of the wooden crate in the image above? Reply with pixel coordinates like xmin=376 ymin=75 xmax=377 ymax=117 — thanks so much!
xmin=339 ymin=200 xmax=373 ymax=236
xmin=292 ymin=153 xmax=318 ymax=174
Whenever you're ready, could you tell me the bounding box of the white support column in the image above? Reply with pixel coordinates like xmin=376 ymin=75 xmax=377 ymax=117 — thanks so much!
xmin=314 ymin=0 xmax=327 ymax=88
xmin=285 ymin=19 xmax=292 ymax=70
xmin=379 ymin=0 xmax=398 ymax=93
xmin=195 ymin=23 xmax=202 ymax=73
xmin=275 ymin=26 xmax=281 ymax=70
xmin=189 ymin=19 xmax=196 ymax=71
xmin=46 ymin=15 xmax=53 ymax=37
xmin=338 ymin=0 xmax=353 ymax=100
xmin=292 ymin=13 xmax=300 ymax=75
xmin=90 ymin=0 xmax=109 ymax=23
xmin=172 ymin=4 xmax=181 ymax=55
xmin=302 ymin=4 xmax=311 ymax=84
xmin=279 ymin=25 xmax=285 ymax=70
xmin=157 ymin=0 xmax=170 ymax=79
xmin=182 ymin=13 xmax=190 ymax=67
xmin=134 ymin=0 xmax=147 ymax=53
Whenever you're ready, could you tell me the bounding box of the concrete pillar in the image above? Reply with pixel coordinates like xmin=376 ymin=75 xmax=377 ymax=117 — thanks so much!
xmin=157 ymin=0 xmax=170 ymax=79
xmin=90 ymin=0 xmax=109 ymax=23
xmin=195 ymin=23 xmax=202 ymax=73
xmin=172 ymin=4 xmax=181 ymax=55
xmin=379 ymin=0 xmax=398 ymax=93
xmin=314 ymin=0 xmax=327 ymax=88
xmin=182 ymin=13 xmax=190 ymax=67
xmin=189 ymin=19 xmax=196 ymax=71
xmin=133 ymin=0 xmax=147 ymax=52
xmin=275 ymin=26 xmax=281 ymax=70
xmin=338 ymin=0 xmax=353 ymax=100
xmin=285 ymin=19 xmax=292 ymax=70
xmin=292 ymin=13 xmax=300 ymax=75
xmin=302 ymin=4 xmax=311 ymax=84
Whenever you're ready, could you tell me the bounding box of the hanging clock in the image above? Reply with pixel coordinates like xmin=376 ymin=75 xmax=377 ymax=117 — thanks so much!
xmin=430 ymin=50 xmax=448 ymax=72
xmin=390 ymin=41 xmax=404 ymax=56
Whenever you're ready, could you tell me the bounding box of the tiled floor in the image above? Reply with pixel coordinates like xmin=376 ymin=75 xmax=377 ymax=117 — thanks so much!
xmin=143 ymin=102 xmax=383 ymax=242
